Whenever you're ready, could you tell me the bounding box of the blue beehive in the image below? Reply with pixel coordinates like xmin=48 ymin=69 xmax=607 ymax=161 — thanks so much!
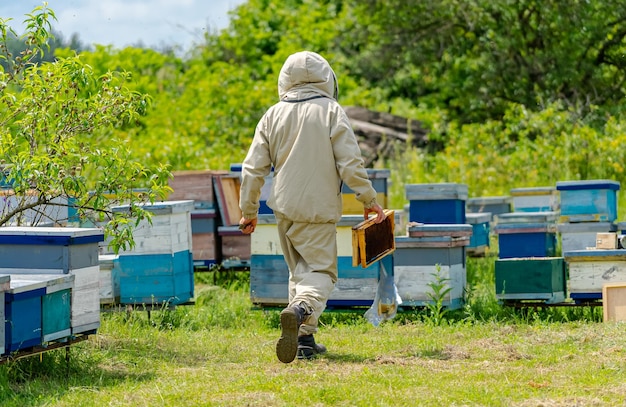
xmin=466 ymin=212 xmax=491 ymax=256
xmin=406 ymin=183 xmax=468 ymax=224
xmin=494 ymin=212 xmax=558 ymax=259
xmin=4 ymin=278 xmax=46 ymax=353
xmin=11 ymin=274 xmax=74 ymax=343
xmin=112 ymin=200 xmax=195 ymax=306
xmin=0 ymin=227 xmax=103 ymax=335
xmin=250 ymin=214 xmax=382 ymax=307
xmin=556 ymin=179 xmax=620 ymax=223
xmin=0 ymin=227 xmax=102 ymax=272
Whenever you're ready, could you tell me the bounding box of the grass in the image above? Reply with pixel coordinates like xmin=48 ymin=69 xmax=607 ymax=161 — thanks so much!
xmin=0 ymin=262 xmax=623 ymax=407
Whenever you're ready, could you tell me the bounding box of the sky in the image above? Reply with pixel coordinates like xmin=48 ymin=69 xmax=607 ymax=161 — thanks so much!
xmin=0 ymin=0 xmax=246 ymax=51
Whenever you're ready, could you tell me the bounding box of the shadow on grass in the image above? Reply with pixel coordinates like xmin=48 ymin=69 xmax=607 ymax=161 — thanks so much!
xmin=317 ymin=352 xmax=371 ymax=363
xmin=0 ymin=345 xmax=155 ymax=407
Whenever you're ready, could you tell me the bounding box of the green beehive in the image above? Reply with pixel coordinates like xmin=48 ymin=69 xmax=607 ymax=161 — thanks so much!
xmin=495 ymin=257 xmax=566 ymax=304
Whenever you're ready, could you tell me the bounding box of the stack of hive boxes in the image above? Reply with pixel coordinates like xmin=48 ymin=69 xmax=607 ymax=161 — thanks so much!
xmin=398 ymin=183 xmax=470 ymax=310
xmin=108 ymin=200 xmax=195 ymax=306
xmin=465 ymin=196 xmax=513 ymax=256
xmin=493 ymin=186 xmax=565 ymax=304
xmin=0 ymin=227 xmax=103 ymax=356
xmin=168 ymin=170 xmax=225 ymax=268
xmin=559 ymin=180 xmax=624 ymax=302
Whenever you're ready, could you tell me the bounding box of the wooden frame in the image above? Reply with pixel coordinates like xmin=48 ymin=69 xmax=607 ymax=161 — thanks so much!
xmin=352 ymin=209 xmax=395 ymax=268
xmin=213 ymin=174 xmax=242 ymax=226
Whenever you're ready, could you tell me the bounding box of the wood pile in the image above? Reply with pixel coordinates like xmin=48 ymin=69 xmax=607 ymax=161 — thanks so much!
xmin=344 ymin=106 xmax=434 ymax=167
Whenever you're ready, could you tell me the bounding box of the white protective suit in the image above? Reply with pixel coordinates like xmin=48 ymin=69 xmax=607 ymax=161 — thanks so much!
xmin=240 ymin=51 xmax=379 ymax=334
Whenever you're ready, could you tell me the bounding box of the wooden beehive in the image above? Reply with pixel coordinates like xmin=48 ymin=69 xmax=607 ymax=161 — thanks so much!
xmin=603 ymin=282 xmax=626 ymax=322
xmin=168 ymin=170 xmax=227 ymax=209
xmin=352 ymin=209 xmax=395 ymax=268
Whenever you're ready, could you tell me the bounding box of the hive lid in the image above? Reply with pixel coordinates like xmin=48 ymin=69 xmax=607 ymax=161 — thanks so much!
xmin=467 ymin=196 xmax=512 ymax=205
xmin=465 ymin=212 xmax=492 ymax=224
xmin=407 ymin=223 xmax=473 ymax=237
xmin=557 ymin=222 xmax=617 ymax=233
xmin=0 ymin=226 xmax=104 ymax=245
xmin=112 ymin=199 xmax=195 ymax=215
xmin=496 ymin=211 xmax=558 ymax=224
xmin=510 ymin=186 xmax=556 ymax=196
xmin=405 ymin=183 xmax=469 ymax=200
xmin=556 ymin=179 xmax=620 ymax=191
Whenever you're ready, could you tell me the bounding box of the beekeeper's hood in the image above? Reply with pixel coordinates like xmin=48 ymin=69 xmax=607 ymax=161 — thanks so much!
xmin=278 ymin=51 xmax=339 ymax=101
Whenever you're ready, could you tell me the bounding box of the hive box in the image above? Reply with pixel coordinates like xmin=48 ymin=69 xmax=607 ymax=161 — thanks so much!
xmin=510 ymin=187 xmax=559 ymax=212
xmin=495 ymin=257 xmax=566 ymax=304
xmin=112 ymin=200 xmax=195 ymax=306
xmin=99 ymin=254 xmax=120 ymax=305
xmin=494 ymin=212 xmax=557 ymax=259
xmin=0 ymin=227 xmax=102 ymax=273
xmin=466 ymin=196 xmax=512 ymax=220
xmin=168 ymin=170 xmax=226 ymax=209
xmin=466 ymin=212 xmax=491 ymax=256
xmin=0 ymin=227 xmax=103 ymax=335
xmin=394 ymin=224 xmax=471 ymax=310
xmin=229 ymin=163 xmax=274 ymax=215
xmin=4 ymin=278 xmax=46 ymax=353
xmin=602 ymin=283 xmax=626 ymax=322
xmin=406 ymin=183 xmax=468 ymax=224
xmin=190 ymin=209 xmax=218 ymax=268
xmin=556 ymin=179 xmax=620 ymax=223
xmin=111 ymin=200 xmax=194 ymax=255
xmin=557 ymin=222 xmax=617 ymax=253
xmin=564 ymin=249 xmax=626 ymax=301
xmin=0 ymin=274 xmax=10 ymax=355
xmin=116 ymin=252 xmax=193 ymax=305
xmin=342 ymin=169 xmax=390 ymax=215
xmin=11 ymin=274 xmax=74 ymax=342
xmin=250 ymin=215 xmax=381 ymax=307
xmin=218 ymin=225 xmax=251 ymax=269
xmin=0 ymin=190 xmax=69 ymax=226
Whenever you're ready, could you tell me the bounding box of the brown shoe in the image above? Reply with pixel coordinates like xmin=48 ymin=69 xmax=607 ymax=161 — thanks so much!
xmin=276 ymin=304 xmax=306 ymax=363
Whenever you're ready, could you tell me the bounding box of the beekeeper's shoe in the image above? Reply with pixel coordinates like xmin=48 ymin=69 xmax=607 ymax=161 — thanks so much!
xmin=276 ymin=303 xmax=307 ymax=363
xmin=297 ymin=334 xmax=327 ymax=360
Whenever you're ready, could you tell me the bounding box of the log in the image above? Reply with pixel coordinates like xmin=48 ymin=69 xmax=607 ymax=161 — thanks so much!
xmin=344 ymin=106 xmax=436 ymax=166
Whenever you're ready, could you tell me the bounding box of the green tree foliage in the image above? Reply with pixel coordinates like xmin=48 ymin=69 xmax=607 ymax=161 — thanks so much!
xmin=5 ymin=1 xmax=624 ymax=208
xmin=0 ymin=4 xmax=171 ymax=252
xmin=342 ymin=0 xmax=626 ymax=123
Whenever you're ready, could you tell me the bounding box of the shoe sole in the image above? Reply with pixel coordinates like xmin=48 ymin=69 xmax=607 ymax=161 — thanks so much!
xmin=276 ymin=308 xmax=299 ymax=363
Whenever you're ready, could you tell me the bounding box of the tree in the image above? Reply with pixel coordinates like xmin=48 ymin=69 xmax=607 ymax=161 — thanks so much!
xmin=341 ymin=0 xmax=626 ymax=123
xmin=0 ymin=4 xmax=171 ymax=252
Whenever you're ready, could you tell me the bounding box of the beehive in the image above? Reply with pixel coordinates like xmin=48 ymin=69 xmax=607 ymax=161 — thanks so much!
xmin=556 ymin=179 xmax=619 ymax=223
xmin=494 ymin=257 xmax=566 ymax=304
xmin=510 ymin=186 xmax=559 ymax=212
xmin=393 ymin=224 xmax=471 ymax=310
xmin=406 ymin=183 xmax=468 ymax=224
xmin=250 ymin=214 xmax=382 ymax=307
xmin=112 ymin=200 xmax=195 ymax=306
